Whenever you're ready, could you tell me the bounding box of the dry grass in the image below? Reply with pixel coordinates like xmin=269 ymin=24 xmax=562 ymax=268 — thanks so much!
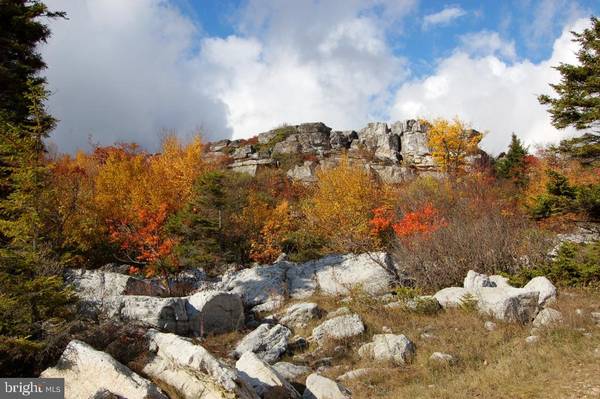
xmin=199 ymin=288 xmax=600 ymax=398
xmin=315 ymin=288 xmax=600 ymax=399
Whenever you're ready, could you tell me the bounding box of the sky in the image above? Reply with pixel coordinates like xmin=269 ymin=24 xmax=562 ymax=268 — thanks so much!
xmin=41 ymin=0 xmax=599 ymax=154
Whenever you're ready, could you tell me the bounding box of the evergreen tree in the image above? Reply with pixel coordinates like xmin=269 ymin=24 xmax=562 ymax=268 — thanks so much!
xmin=495 ymin=133 xmax=529 ymax=187
xmin=538 ymin=16 xmax=600 ymax=132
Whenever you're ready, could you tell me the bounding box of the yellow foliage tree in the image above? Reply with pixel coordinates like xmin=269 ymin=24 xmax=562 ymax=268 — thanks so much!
xmin=425 ymin=118 xmax=482 ymax=174
xmin=249 ymin=200 xmax=293 ymax=264
xmin=302 ymin=156 xmax=380 ymax=253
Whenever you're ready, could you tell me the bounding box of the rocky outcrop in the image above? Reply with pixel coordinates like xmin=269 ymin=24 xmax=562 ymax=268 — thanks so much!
xmin=236 ymin=352 xmax=301 ymax=399
xmin=272 ymin=362 xmax=312 ymax=381
xmin=233 ymin=324 xmax=292 ymax=363
xmin=143 ymin=330 xmax=258 ymax=399
xmin=278 ymin=303 xmax=322 ymax=329
xmin=203 ymin=120 xmax=485 ymax=184
xmin=41 ymin=340 xmax=167 ymax=399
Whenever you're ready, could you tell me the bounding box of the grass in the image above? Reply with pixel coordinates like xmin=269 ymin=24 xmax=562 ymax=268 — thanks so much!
xmin=207 ymin=287 xmax=600 ymax=398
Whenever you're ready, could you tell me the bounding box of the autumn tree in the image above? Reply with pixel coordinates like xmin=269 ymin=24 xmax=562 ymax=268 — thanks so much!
xmin=538 ymin=16 xmax=600 ymax=132
xmin=250 ymin=200 xmax=294 ymax=264
xmin=425 ymin=118 xmax=482 ymax=175
xmin=303 ymin=157 xmax=381 ymax=253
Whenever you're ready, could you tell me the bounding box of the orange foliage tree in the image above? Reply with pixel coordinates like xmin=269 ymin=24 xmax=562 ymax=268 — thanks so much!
xmin=249 ymin=200 xmax=294 ymax=264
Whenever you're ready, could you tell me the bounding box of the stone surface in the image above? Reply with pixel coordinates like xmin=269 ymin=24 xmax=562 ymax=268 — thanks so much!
xmin=287 ymin=252 xmax=397 ymax=298
xmin=41 ymin=340 xmax=167 ymax=399
xmin=532 ymin=308 xmax=563 ymax=328
xmin=143 ymin=330 xmax=258 ymax=399
xmin=105 ymin=295 xmax=190 ymax=335
xmin=272 ymin=362 xmax=312 ymax=381
xmin=464 ymin=270 xmax=495 ymax=290
xmin=218 ymin=264 xmax=288 ymax=308
xmin=279 ymin=303 xmax=322 ymax=329
xmin=525 ymin=335 xmax=540 ymax=344
xmin=312 ymin=314 xmax=365 ymax=345
xmin=236 ymin=352 xmax=301 ymax=399
xmin=358 ymin=334 xmax=416 ymax=365
xmin=523 ymin=276 xmax=557 ymax=306
xmin=337 ymin=369 xmax=373 ymax=381
xmin=433 ymin=287 xmax=470 ymax=308
xmin=475 ymin=287 xmax=540 ymax=323
xmin=187 ymin=290 xmax=244 ymax=336
xmin=287 ymin=161 xmax=318 ymax=183
xmin=303 ymin=374 xmax=351 ymax=399
xmin=484 ymin=321 xmax=497 ymax=331
xmin=234 ymin=323 xmax=292 ymax=363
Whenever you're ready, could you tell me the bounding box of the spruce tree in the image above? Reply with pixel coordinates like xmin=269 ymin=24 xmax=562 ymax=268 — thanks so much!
xmin=538 ymin=16 xmax=600 ymax=132
xmin=495 ymin=133 xmax=529 ymax=187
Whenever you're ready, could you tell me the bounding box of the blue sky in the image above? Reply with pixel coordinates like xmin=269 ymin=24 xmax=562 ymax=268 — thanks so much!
xmin=42 ymin=0 xmax=599 ymax=154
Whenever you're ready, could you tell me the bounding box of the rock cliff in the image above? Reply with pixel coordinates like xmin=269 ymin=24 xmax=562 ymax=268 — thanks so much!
xmin=204 ymin=120 xmax=486 ymax=184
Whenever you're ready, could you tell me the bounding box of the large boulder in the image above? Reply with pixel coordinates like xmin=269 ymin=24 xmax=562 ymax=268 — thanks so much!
xmin=143 ymin=330 xmax=258 ymax=399
xmin=393 ymin=120 xmax=434 ymax=168
xmin=475 ymin=287 xmax=540 ymax=323
xmin=303 ymin=374 xmax=351 ymax=399
xmin=236 ymin=352 xmax=301 ymax=399
xmin=279 ymin=303 xmax=322 ymax=329
xmin=433 ymin=287 xmax=470 ymax=308
xmin=41 ymin=340 xmax=167 ymax=399
xmin=287 ymin=252 xmax=397 ymax=298
xmin=234 ymin=324 xmax=292 ymax=364
xmin=187 ymin=291 xmax=244 ymax=336
xmin=523 ymin=276 xmax=557 ymax=306
xmin=358 ymin=334 xmax=416 ymax=365
xmin=352 ymin=122 xmax=400 ymax=163
xmin=532 ymin=308 xmax=563 ymax=328
xmin=218 ymin=264 xmax=288 ymax=310
xmin=312 ymin=314 xmax=364 ymax=345
xmin=105 ymin=295 xmax=190 ymax=335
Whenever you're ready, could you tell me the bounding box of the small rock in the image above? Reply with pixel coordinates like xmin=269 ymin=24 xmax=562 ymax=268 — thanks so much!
xmin=312 ymin=314 xmax=365 ymax=345
xmin=591 ymin=312 xmax=600 ymax=323
xmin=420 ymin=332 xmax=435 ymax=340
xmin=532 ymin=308 xmax=563 ymax=328
xmin=525 ymin=335 xmax=540 ymax=344
xmin=358 ymin=334 xmax=416 ymax=365
xmin=279 ymin=303 xmax=322 ymax=329
xmin=272 ymin=362 xmax=312 ymax=381
xmin=429 ymin=352 xmax=455 ymax=364
xmin=382 ymin=326 xmax=392 ymax=333
xmin=484 ymin=321 xmax=497 ymax=331
xmin=594 ymin=347 xmax=600 ymax=358
xmin=337 ymin=368 xmax=372 ymax=381
xmin=288 ymin=336 xmax=309 ymax=351
xmin=575 ymin=308 xmax=584 ymax=316
xmin=303 ymin=373 xmax=351 ymax=399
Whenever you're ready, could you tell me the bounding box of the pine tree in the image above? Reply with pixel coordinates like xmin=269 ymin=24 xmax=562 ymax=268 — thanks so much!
xmin=495 ymin=133 xmax=529 ymax=187
xmin=538 ymin=16 xmax=600 ymax=132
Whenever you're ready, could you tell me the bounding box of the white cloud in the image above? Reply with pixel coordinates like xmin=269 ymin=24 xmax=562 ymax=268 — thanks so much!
xmin=43 ymin=0 xmax=231 ymax=152
xmin=459 ymin=31 xmax=517 ymax=61
xmin=390 ymin=18 xmax=589 ymax=154
xmin=422 ymin=6 xmax=467 ymax=29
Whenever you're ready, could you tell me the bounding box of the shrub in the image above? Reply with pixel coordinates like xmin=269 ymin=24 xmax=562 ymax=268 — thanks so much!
xmin=510 ymin=241 xmax=600 ymax=287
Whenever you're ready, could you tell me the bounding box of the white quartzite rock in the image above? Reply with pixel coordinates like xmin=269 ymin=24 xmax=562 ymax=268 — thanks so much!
xmin=279 ymin=302 xmax=322 ymax=329
xmin=234 ymin=323 xmax=292 ymax=363
xmin=41 ymin=340 xmax=167 ymax=399
xmin=218 ymin=264 xmax=288 ymax=308
xmin=303 ymin=374 xmax=351 ymax=399
xmin=187 ymin=290 xmax=244 ymax=335
xmin=358 ymin=334 xmax=416 ymax=365
xmin=532 ymin=308 xmax=563 ymax=328
xmin=272 ymin=362 xmax=312 ymax=381
xmin=143 ymin=330 xmax=258 ymax=399
xmin=236 ymin=352 xmax=301 ymax=399
xmin=523 ymin=276 xmax=557 ymax=306
xmin=312 ymin=314 xmax=365 ymax=345
xmin=429 ymin=352 xmax=455 ymax=364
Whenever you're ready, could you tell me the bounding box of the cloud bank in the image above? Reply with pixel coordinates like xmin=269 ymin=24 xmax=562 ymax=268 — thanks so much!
xmin=42 ymin=0 xmax=589 ymax=154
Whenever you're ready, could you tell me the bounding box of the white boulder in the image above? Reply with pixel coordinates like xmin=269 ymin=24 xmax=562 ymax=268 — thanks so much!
xmin=312 ymin=314 xmax=365 ymax=345
xmin=41 ymin=340 xmax=166 ymax=399
xmin=236 ymin=352 xmax=301 ymax=399
xmin=272 ymin=362 xmax=312 ymax=381
xmin=187 ymin=290 xmax=244 ymax=335
xmin=532 ymin=308 xmax=563 ymax=328
xmin=303 ymin=374 xmax=351 ymax=399
xmin=234 ymin=324 xmax=292 ymax=363
xmin=523 ymin=276 xmax=557 ymax=306
xmin=279 ymin=303 xmax=322 ymax=328
xmin=358 ymin=334 xmax=416 ymax=365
